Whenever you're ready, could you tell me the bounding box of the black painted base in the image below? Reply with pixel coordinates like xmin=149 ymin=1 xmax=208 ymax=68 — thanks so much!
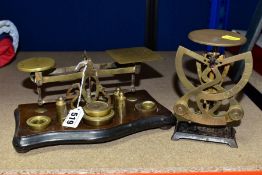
xmin=172 ymin=122 xmax=237 ymax=148
xmin=13 ymin=90 xmax=176 ymax=153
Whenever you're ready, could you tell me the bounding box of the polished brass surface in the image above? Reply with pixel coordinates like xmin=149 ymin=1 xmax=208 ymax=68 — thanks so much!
xmin=16 ymin=49 xmax=170 ymax=130
xmin=188 ymin=29 xmax=247 ymax=47
xmin=174 ymin=43 xmax=253 ymax=126
xmin=16 ymin=51 xmax=142 ymax=106
xmin=83 ymin=110 xmax=115 ymax=126
xmin=42 ymin=66 xmax=137 ymax=84
xmin=56 ymin=97 xmax=67 ymax=124
xmin=16 ymin=51 xmax=145 ymax=128
xmin=228 ymin=105 xmax=244 ymax=121
xmin=113 ymin=87 xmax=121 ymax=103
xmin=113 ymin=87 xmax=121 ymax=110
xmin=83 ymin=101 xmax=111 ymax=118
xmin=106 ymin=47 xmax=162 ymax=64
xmin=135 ymin=100 xmax=157 ymax=113
xmin=176 ymin=46 xmax=253 ymax=100
xmin=17 ymin=57 xmax=55 ymax=73
xmin=26 ymin=115 xmax=51 ymax=131
xmin=173 ymin=100 xmax=188 ymax=116
xmin=115 ymin=91 xmax=126 ymax=118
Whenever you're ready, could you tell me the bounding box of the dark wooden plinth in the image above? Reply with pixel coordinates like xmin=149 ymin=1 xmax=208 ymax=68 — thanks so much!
xmin=13 ymin=90 xmax=175 ymax=153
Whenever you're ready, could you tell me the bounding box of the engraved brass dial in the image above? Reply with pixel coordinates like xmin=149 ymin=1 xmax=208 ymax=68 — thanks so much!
xmin=174 ymin=46 xmax=253 ymax=126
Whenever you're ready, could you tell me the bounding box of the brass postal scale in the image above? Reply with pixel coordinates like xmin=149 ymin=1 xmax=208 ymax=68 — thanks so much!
xmin=13 ymin=47 xmax=176 ymax=153
xmin=172 ymin=29 xmax=253 ymax=147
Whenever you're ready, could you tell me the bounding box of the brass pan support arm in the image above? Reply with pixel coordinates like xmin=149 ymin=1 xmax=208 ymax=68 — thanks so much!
xmin=41 ymin=65 xmax=139 ymax=84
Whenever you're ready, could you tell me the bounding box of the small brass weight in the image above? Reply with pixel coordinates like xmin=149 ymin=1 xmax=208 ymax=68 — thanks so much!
xmin=172 ymin=29 xmax=253 ymax=147
xmin=56 ymin=97 xmax=67 ymax=124
xmin=14 ymin=47 xmax=175 ymax=152
xmin=113 ymin=88 xmax=126 ymax=119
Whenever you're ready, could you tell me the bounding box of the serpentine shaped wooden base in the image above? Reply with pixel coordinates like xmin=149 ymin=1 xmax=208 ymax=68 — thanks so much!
xmin=13 ymin=90 xmax=175 ymax=153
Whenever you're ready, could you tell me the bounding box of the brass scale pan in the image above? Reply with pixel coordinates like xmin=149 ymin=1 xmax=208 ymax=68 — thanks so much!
xmin=188 ymin=29 xmax=246 ymax=47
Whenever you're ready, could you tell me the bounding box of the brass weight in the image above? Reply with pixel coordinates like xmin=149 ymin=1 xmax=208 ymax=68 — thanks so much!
xmin=83 ymin=101 xmax=114 ymax=126
xmin=56 ymin=97 xmax=68 ymax=124
xmin=116 ymin=91 xmax=126 ymax=119
xmin=84 ymin=101 xmax=111 ymax=117
xmin=113 ymin=88 xmax=127 ymax=119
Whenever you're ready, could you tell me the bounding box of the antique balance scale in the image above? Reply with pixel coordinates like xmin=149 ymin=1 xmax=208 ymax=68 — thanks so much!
xmin=13 ymin=47 xmax=176 ymax=152
xmin=172 ymin=29 xmax=253 ymax=147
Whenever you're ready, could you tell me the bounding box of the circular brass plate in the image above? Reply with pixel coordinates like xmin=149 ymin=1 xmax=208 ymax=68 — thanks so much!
xmin=26 ymin=115 xmax=52 ymax=131
xmin=135 ymin=100 xmax=157 ymax=113
xmin=188 ymin=29 xmax=246 ymax=47
xmin=17 ymin=57 xmax=55 ymax=72
xmin=84 ymin=101 xmax=111 ymax=117
xmin=83 ymin=110 xmax=115 ymax=126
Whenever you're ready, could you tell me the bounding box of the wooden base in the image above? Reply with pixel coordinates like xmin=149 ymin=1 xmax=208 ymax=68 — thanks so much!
xmin=13 ymin=90 xmax=176 ymax=153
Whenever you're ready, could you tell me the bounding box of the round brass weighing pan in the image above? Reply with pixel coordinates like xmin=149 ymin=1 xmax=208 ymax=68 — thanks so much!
xmin=17 ymin=57 xmax=55 ymax=72
xmin=188 ymin=29 xmax=247 ymax=47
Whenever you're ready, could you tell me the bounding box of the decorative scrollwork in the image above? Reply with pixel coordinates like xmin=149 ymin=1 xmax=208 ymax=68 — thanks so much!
xmin=174 ymin=46 xmax=253 ymax=126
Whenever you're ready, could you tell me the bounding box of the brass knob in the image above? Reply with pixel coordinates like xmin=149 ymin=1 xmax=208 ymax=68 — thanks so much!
xmin=228 ymin=106 xmax=244 ymax=121
xmin=173 ymin=101 xmax=188 ymax=116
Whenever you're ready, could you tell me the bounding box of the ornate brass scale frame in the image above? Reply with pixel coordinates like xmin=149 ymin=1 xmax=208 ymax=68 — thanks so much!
xmin=172 ymin=29 xmax=253 ymax=147
xmin=13 ymin=47 xmax=175 ymax=152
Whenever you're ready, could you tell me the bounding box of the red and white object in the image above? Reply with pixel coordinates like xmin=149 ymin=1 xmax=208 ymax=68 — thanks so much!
xmin=0 ymin=20 xmax=19 ymax=67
